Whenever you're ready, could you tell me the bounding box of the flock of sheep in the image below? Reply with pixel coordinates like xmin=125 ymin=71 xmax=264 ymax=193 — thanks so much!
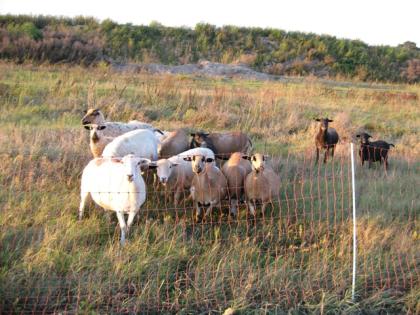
xmin=78 ymin=109 xmax=395 ymax=245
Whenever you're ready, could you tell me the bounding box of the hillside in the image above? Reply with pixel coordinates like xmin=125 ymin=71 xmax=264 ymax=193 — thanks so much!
xmin=0 ymin=15 xmax=419 ymax=83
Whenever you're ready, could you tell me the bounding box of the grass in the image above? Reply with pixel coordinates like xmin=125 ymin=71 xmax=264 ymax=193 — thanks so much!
xmin=0 ymin=62 xmax=419 ymax=313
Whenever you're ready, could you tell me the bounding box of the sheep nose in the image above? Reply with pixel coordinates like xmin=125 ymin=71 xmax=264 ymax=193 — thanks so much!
xmin=127 ymin=174 xmax=134 ymax=182
xmin=160 ymin=177 xmax=167 ymax=184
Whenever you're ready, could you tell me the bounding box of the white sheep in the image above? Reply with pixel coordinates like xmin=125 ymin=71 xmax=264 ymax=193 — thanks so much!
xmin=102 ymin=129 xmax=158 ymax=161
xmin=79 ymin=154 xmax=150 ymax=245
xmin=149 ymin=148 xmax=215 ymax=206
xmin=82 ymin=109 xmax=153 ymax=137
xmin=243 ymin=153 xmax=280 ymax=216
xmin=184 ymin=152 xmax=227 ymax=221
xmin=222 ymin=152 xmax=252 ymax=216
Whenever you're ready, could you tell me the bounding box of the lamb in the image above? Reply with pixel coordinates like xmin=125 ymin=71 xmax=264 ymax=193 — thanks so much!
xmin=102 ymin=128 xmax=158 ymax=161
xmin=184 ymin=153 xmax=227 ymax=221
xmin=81 ymin=108 xmax=153 ymax=137
xmin=243 ymin=153 xmax=280 ymax=216
xmin=78 ymin=154 xmax=150 ymax=245
xmin=158 ymin=128 xmax=190 ymax=158
xmin=314 ymin=118 xmax=339 ymax=164
xmin=222 ymin=152 xmax=252 ymax=216
xmin=356 ymin=132 xmax=395 ymax=169
xmin=190 ymin=131 xmax=252 ymax=159
xmin=148 ymin=148 xmax=215 ymax=206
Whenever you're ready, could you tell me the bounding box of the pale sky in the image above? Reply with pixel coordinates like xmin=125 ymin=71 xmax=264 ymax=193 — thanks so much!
xmin=1 ymin=0 xmax=419 ymax=47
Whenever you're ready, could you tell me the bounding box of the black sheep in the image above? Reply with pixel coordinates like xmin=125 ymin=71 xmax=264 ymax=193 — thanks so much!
xmin=314 ymin=118 xmax=339 ymax=164
xmin=356 ymin=132 xmax=394 ymax=169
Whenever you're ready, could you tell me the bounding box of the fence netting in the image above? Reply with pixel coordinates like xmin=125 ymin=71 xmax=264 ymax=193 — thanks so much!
xmin=0 ymin=143 xmax=418 ymax=313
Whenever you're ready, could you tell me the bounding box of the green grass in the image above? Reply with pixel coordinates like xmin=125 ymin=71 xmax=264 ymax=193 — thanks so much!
xmin=0 ymin=62 xmax=419 ymax=313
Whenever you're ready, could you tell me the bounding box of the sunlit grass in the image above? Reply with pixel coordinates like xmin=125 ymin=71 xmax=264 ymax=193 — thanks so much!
xmin=0 ymin=62 xmax=418 ymax=313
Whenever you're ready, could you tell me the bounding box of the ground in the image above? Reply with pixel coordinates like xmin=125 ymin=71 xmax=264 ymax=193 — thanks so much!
xmin=0 ymin=62 xmax=418 ymax=313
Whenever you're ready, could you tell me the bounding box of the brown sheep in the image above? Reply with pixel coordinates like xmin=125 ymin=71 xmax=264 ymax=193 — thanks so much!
xmin=190 ymin=131 xmax=252 ymax=159
xmin=243 ymin=153 xmax=280 ymax=216
xmin=158 ymin=129 xmax=190 ymax=158
xmin=356 ymin=132 xmax=395 ymax=169
xmin=314 ymin=118 xmax=339 ymax=164
xmin=222 ymin=152 xmax=252 ymax=216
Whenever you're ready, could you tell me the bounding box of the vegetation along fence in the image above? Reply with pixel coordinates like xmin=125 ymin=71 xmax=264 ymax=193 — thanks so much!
xmin=0 ymin=141 xmax=418 ymax=313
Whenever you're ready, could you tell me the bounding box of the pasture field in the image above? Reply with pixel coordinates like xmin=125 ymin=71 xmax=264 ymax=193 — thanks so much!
xmin=0 ymin=62 xmax=419 ymax=313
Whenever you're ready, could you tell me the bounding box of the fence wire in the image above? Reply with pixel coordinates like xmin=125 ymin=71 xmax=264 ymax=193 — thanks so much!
xmin=0 ymin=144 xmax=418 ymax=313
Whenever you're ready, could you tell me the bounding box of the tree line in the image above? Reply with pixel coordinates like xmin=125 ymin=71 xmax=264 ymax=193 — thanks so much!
xmin=0 ymin=14 xmax=419 ymax=82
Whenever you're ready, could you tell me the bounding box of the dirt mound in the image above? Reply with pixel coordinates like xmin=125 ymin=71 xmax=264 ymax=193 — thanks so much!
xmin=113 ymin=60 xmax=283 ymax=81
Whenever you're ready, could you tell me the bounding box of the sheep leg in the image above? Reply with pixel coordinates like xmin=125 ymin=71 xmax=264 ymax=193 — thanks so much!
xmin=230 ymin=198 xmax=238 ymax=217
xmin=126 ymin=211 xmax=137 ymax=237
xmin=368 ymin=160 xmax=372 ymax=168
xmin=315 ymin=148 xmax=320 ymax=164
xmin=248 ymin=200 xmax=256 ymax=216
xmin=323 ymin=148 xmax=328 ymax=164
xmin=261 ymin=202 xmax=267 ymax=215
xmin=78 ymin=191 xmax=90 ymax=220
xmin=195 ymin=202 xmax=202 ymax=222
xmin=173 ymin=189 xmax=181 ymax=207
xmin=205 ymin=205 xmax=213 ymax=217
xmin=331 ymin=146 xmax=335 ymax=159
xmin=116 ymin=211 xmax=127 ymax=246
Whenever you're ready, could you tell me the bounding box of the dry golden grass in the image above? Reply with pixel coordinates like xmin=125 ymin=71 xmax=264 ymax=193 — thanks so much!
xmin=0 ymin=62 xmax=418 ymax=313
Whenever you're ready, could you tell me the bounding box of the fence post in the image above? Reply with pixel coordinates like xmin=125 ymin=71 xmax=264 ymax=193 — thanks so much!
xmin=350 ymin=142 xmax=357 ymax=301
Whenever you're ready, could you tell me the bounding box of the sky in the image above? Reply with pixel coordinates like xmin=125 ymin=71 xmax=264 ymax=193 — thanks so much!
xmin=1 ymin=0 xmax=419 ymax=47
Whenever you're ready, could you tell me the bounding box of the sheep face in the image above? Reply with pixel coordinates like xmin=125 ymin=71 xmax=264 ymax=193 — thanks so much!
xmin=356 ymin=133 xmax=371 ymax=145
xmin=190 ymin=132 xmax=209 ymax=148
xmin=84 ymin=124 xmax=107 ymax=143
xmin=121 ymin=155 xmax=150 ymax=182
xmin=315 ymin=118 xmax=333 ymax=131
xmin=243 ymin=153 xmax=268 ymax=173
xmin=151 ymin=160 xmax=179 ymax=185
xmin=184 ymin=155 xmax=214 ymax=174
xmin=82 ymin=108 xmax=104 ymax=125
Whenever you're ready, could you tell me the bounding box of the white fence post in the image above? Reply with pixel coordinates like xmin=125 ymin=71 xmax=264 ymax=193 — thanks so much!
xmin=350 ymin=142 xmax=357 ymax=301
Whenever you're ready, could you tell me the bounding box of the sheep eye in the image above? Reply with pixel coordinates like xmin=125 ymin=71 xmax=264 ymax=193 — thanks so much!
xmin=252 ymin=156 xmax=256 ymax=161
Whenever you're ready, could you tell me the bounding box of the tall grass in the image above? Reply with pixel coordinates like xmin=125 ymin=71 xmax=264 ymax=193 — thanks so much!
xmin=0 ymin=62 xmax=419 ymax=313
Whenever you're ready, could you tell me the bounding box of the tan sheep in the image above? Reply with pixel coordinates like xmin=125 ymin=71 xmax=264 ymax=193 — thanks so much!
xmin=243 ymin=153 xmax=280 ymax=216
xmin=184 ymin=154 xmax=227 ymax=221
xmin=222 ymin=152 xmax=252 ymax=216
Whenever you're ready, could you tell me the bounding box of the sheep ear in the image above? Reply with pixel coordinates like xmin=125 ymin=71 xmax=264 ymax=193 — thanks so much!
xmin=190 ymin=133 xmax=196 ymax=137
xmin=242 ymin=155 xmax=251 ymax=160
xmin=314 ymin=118 xmax=321 ymax=121
xmin=205 ymin=158 xmax=214 ymax=163
xmin=328 ymin=119 xmax=333 ymax=122
xmin=147 ymin=162 xmax=158 ymax=169
xmin=84 ymin=125 xmax=92 ymax=130
xmin=183 ymin=156 xmax=192 ymax=162
xmin=154 ymin=129 xmax=164 ymax=135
